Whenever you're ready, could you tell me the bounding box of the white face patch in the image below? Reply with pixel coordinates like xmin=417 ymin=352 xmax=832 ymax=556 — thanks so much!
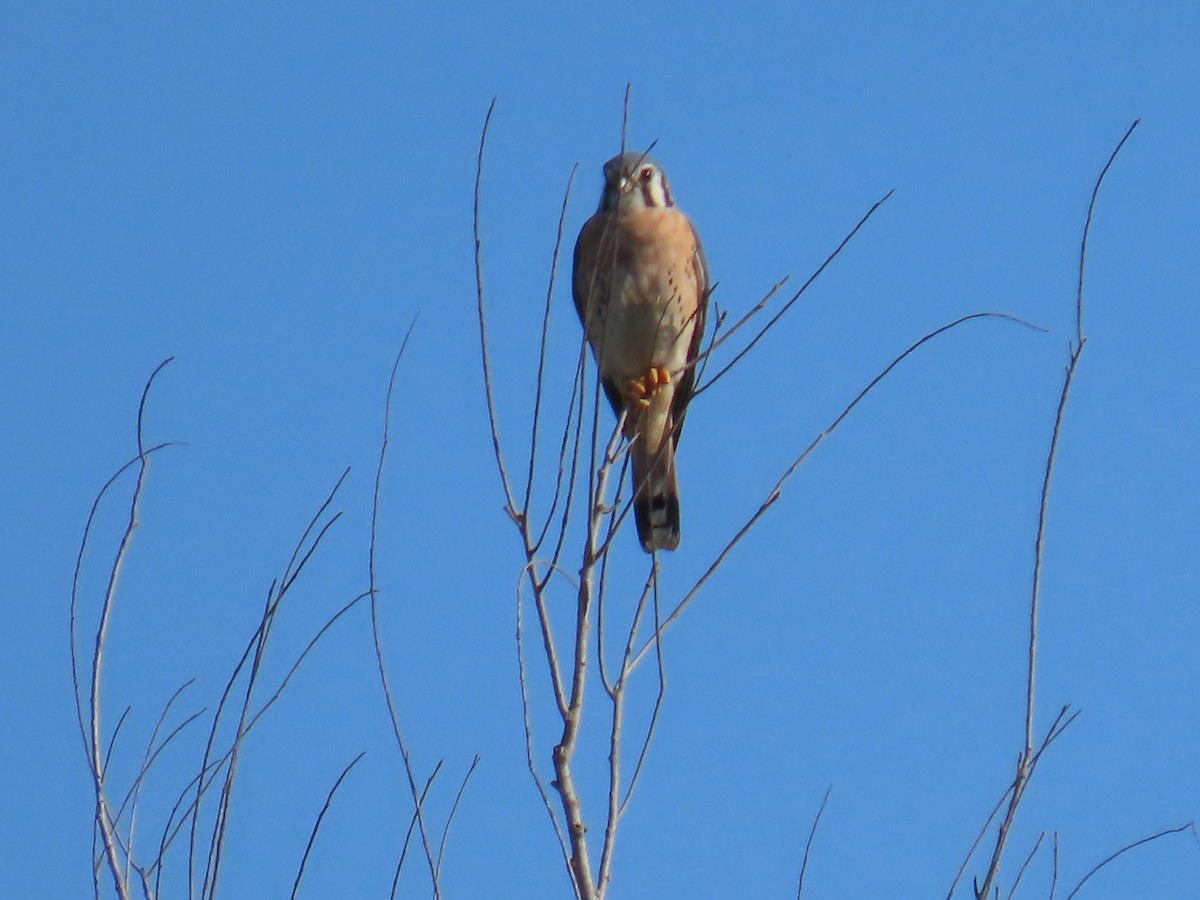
xmin=636 ymin=167 xmax=672 ymax=208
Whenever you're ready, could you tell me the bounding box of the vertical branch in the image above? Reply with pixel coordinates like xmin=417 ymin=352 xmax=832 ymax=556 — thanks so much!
xmin=972 ymin=119 xmax=1139 ymax=899
xmin=84 ymin=357 xmax=174 ymax=900
xmin=524 ymin=165 xmax=578 ymax=521
xmin=515 ymin=570 xmax=574 ymax=878
xmin=468 ymin=100 xmax=585 ymax=897
xmin=289 ymin=752 xmax=365 ymax=900
xmin=434 ymin=755 xmax=481 ymax=880
xmin=551 ymin=423 xmax=624 ymax=900
xmin=368 ymin=323 xmax=442 ymax=895
xmin=472 ymin=97 xmax=519 ymax=520
xmin=796 ymin=787 xmax=832 ymax=898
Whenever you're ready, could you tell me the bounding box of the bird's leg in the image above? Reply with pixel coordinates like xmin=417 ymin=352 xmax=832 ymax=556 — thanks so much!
xmin=627 ymin=366 xmax=671 ymax=409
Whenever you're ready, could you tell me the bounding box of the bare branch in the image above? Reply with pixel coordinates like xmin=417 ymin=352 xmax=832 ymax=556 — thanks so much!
xmin=435 ymin=755 xmax=481 ymax=880
xmin=694 ymin=189 xmax=894 ymax=398
xmin=368 ymin=321 xmax=442 ymax=894
xmin=290 ymin=752 xmax=366 ymax=900
xmin=118 ymin=680 xmax=198 ymax=877
xmin=391 ymin=761 xmax=443 ymax=900
xmin=972 ymin=118 xmax=1139 ymax=900
xmin=524 ymin=165 xmax=578 ymax=521
xmin=1006 ymin=832 xmax=1045 ymax=899
xmin=950 ymin=706 xmax=1077 ymax=898
xmin=633 ymin=311 xmax=1042 ymax=671
xmin=1075 ymin=119 xmax=1140 ymax=346
xmin=515 ymin=568 xmax=573 ymax=871
xmin=189 ymin=471 xmax=350 ymax=898
xmin=796 ymin=787 xmax=832 ymax=899
xmin=1050 ymin=832 xmax=1060 ymax=899
xmin=617 ymin=569 xmax=666 ymax=816
xmin=472 ymin=97 xmax=519 ymax=519
xmin=81 ymin=356 xmax=175 ymax=900
xmin=1064 ymin=822 xmax=1196 ymax=899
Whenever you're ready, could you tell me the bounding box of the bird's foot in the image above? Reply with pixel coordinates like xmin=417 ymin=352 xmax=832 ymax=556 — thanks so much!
xmin=627 ymin=367 xmax=671 ymax=408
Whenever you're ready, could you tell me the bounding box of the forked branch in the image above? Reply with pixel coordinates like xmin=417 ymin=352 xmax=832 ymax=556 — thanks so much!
xmin=966 ymin=119 xmax=1140 ymax=899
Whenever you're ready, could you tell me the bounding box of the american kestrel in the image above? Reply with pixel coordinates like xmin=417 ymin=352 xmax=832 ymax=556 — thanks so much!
xmin=572 ymin=151 xmax=709 ymax=552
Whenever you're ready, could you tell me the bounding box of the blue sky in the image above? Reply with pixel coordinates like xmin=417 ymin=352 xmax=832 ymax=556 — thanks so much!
xmin=4 ymin=2 xmax=1198 ymax=897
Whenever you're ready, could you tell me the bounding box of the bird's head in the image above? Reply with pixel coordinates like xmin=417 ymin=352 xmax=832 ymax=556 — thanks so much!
xmin=598 ymin=151 xmax=674 ymax=212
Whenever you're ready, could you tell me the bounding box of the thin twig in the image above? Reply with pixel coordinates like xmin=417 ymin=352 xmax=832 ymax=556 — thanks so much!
xmin=71 ymin=439 xmax=178 ymax=769
xmin=102 ymin=707 xmax=132 ymax=782
xmin=1064 ymin=822 xmax=1195 ymax=899
xmin=797 ymin=787 xmax=832 ymax=899
xmin=435 ymin=755 xmax=481 ymax=880
xmin=472 ymin=96 xmax=519 ymax=519
xmin=949 ymin=706 xmax=1076 ymax=899
xmin=617 ymin=568 xmax=666 ymax=816
xmin=203 ymin=586 xmax=276 ymax=899
xmin=525 ymin=165 xmax=578 ymax=528
xmin=120 ymin=680 xmax=197 ymax=879
xmin=204 ymin=479 xmax=354 ymax=900
xmin=693 ymin=190 xmax=894 ymax=398
xmin=973 ymin=119 xmax=1139 ymax=900
xmin=391 ymin=762 xmax=443 ymax=900
xmin=1050 ymin=832 xmax=1060 ymax=899
xmin=1006 ymin=832 xmax=1045 ymax=899
xmin=368 ymin=321 xmax=442 ymax=895
xmin=290 ymin=752 xmax=366 ymax=900
xmin=514 ymin=568 xmax=573 ymax=871
xmin=632 ymin=312 xmax=1043 ymax=671
xmin=189 ymin=471 xmax=350 ymax=898
xmin=85 ymin=356 xmax=174 ymax=900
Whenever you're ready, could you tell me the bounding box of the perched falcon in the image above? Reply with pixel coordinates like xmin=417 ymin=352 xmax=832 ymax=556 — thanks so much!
xmin=572 ymin=151 xmax=709 ymax=552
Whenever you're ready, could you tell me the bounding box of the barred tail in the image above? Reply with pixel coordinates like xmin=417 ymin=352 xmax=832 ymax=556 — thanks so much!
xmin=632 ymin=430 xmax=681 ymax=553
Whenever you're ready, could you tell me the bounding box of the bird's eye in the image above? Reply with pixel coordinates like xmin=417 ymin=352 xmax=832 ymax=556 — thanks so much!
xmin=639 ymin=166 xmax=654 ymax=182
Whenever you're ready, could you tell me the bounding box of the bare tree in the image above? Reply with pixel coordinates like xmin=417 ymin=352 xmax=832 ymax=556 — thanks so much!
xmin=69 ymin=332 xmax=478 ymax=899
xmin=944 ymin=119 xmax=1196 ymax=899
xmin=469 ymin=93 xmax=1097 ymax=898
xmin=71 ymin=104 xmax=1194 ymax=900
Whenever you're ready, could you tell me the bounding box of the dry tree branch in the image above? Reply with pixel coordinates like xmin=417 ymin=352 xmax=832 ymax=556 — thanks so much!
xmin=367 ymin=319 xmax=443 ymax=895
xmin=473 ymin=96 xmax=519 ymax=521
xmin=153 ymin=586 xmax=368 ymax=890
xmin=186 ymin=470 xmax=350 ymax=898
xmin=1006 ymin=831 xmax=1046 ymax=899
xmin=515 ymin=568 xmax=574 ymax=873
xmin=71 ymin=397 xmax=366 ymax=899
xmin=391 ymin=761 xmax=443 ymax=900
xmin=101 ymin=707 xmax=133 ymax=787
xmin=117 ymin=680 xmax=199 ymax=884
xmin=1050 ymin=832 xmax=1060 ymax=899
xmin=796 ymin=787 xmax=832 ymax=899
xmin=948 ymin=706 xmax=1077 ymax=899
xmin=615 ymin=575 xmax=666 ymax=817
xmin=471 ymin=99 xmax=574 ymax=726
xmin=474 ymin=88 xmax=996 ymax=897
xmin=202 ymin=590 xmax=276 ymax=898
xmin=524 ymin=164 xmax=578 ymax=524
xmin=198 ymin=470 xmax=350 ymax=900
xmin=692 ymin=188 xmax=893 ymax=398
xmin=435 ymin=755 xmax=482 ymax=880
xmin=630 ymin=311 xmax=1043 ymax=672
xmin=290 ymin=752 xmax=366 ymax=900
xmin=67 ymin=356 xmax=176 ymax=900
xmin=1063 ymin=822 xmax=1196 ymax=899
xmin=969 ymin=118 xmax=1140 ymax=900
xmin=549 ymin=419 xmax=628 ymax=900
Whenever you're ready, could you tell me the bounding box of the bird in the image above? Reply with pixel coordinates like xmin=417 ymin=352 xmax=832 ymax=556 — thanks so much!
xmin=572 ymin=151 xmax=709 ymax=552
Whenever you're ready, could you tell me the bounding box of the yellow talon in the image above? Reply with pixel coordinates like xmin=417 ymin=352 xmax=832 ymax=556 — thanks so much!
xmin=627 ymin=367 xmax=671 ymax=408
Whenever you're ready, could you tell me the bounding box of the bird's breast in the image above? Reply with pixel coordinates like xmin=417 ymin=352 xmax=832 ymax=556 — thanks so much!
xmin=587 ymin=208 xmax=700 ymax=382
